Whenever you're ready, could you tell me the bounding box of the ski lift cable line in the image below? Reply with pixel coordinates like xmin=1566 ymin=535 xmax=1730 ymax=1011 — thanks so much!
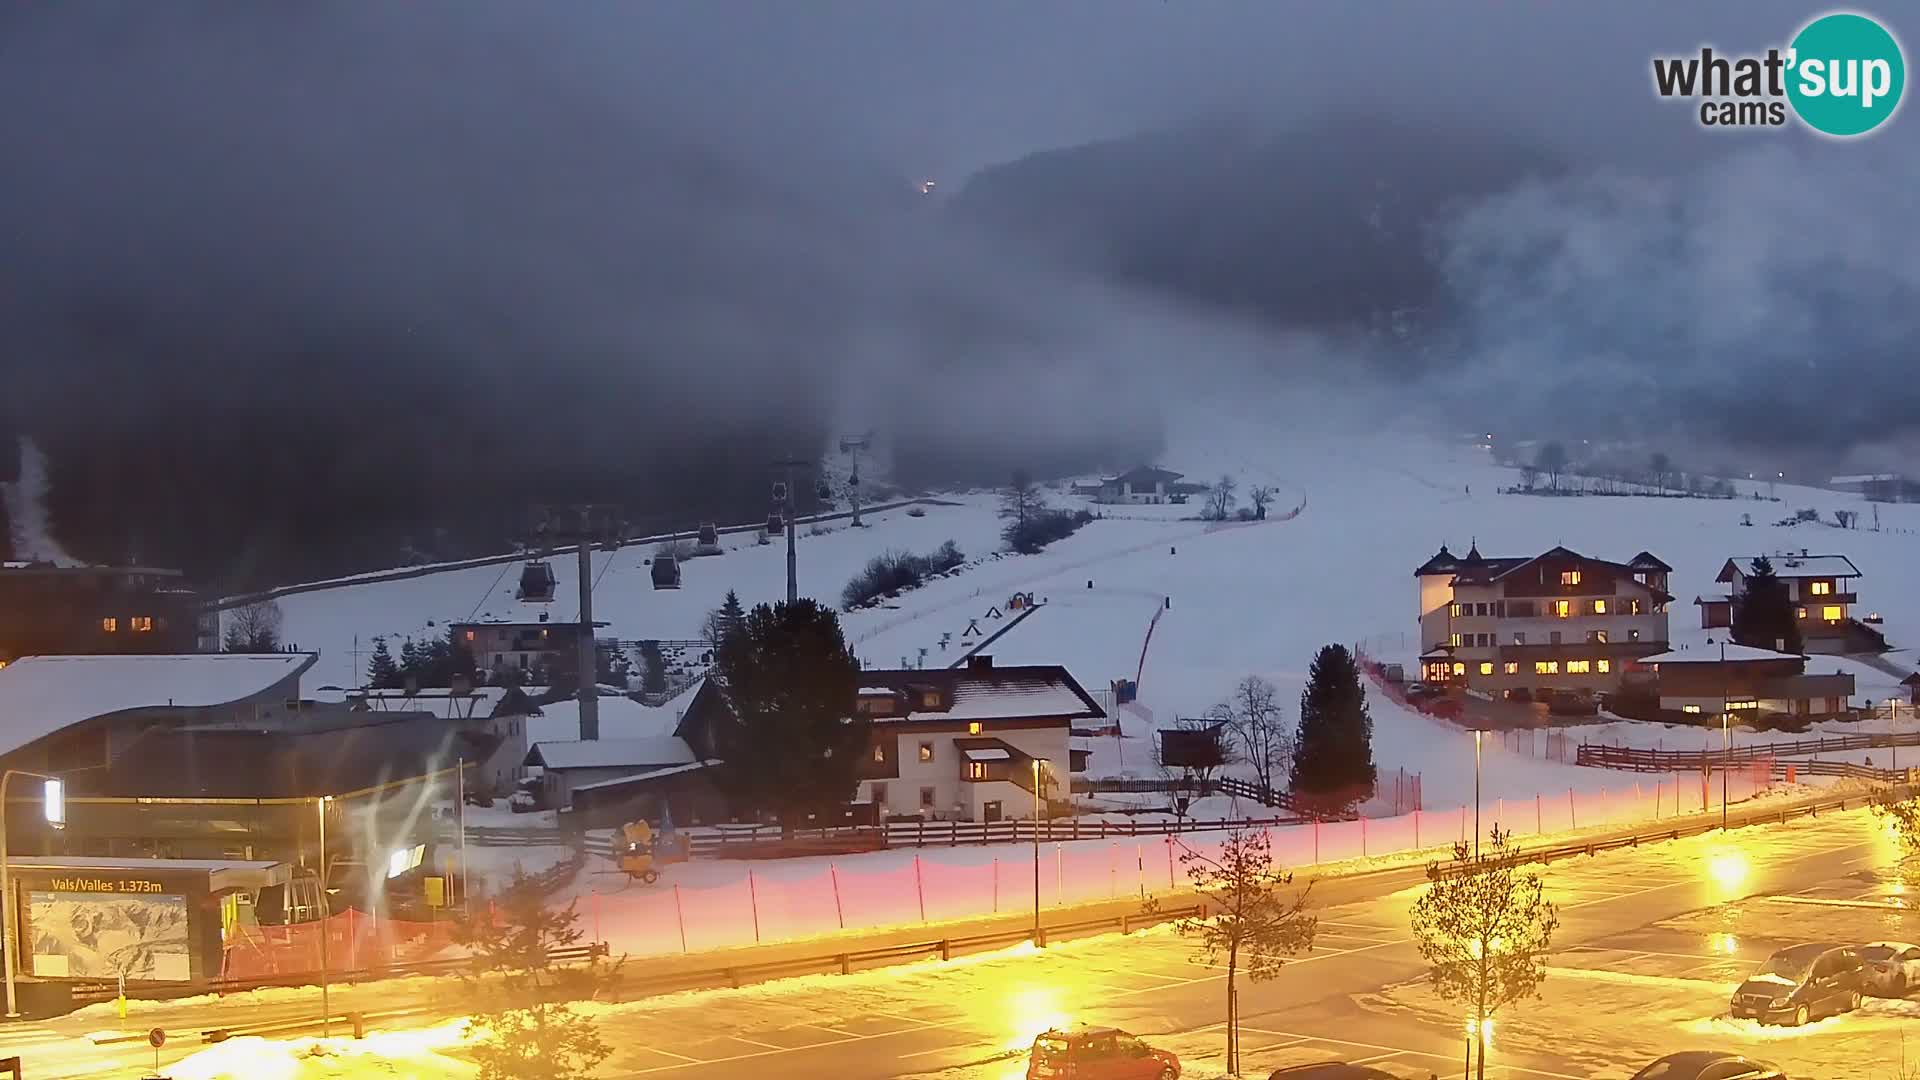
xmin=465 ymin=557 xmax=518 ymax=623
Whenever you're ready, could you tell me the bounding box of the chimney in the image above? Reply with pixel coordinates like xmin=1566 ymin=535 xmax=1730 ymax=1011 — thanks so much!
xmin=967 ymin=654 xmax=994 ymax=672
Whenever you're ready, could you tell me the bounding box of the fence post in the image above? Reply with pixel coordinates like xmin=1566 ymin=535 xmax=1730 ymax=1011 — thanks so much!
xmin=992 ymin=857 xmax=999 ymax=913
xmin=1167 ymin=839 xmax=1176 ymax=889
xmin=1414 ymin=809 xmax=1421 ymax=848
xmin=1536 ymin=793 xmax=1542 ymax=834
xmin=914 ymin=855 xmax=927 ymax=923
xmin=1056 ymin=844 xmax=1063 ymax=904
xmin=748 ymin=871 xmax=762 ymax=943
xmin=591 ymin=890 xmax=601 ymax=945
xmin=1313 ymin=817 xmax=1320 ymax=864
xmin=1361 ymin=816 xmax=1367 ymax=857
xmin=828 ymin=862 xmax=847 ymax=930
xmin=1569 ymin=788 xmax=1576 ymax=829
xmin=1136 ymin=843 xmax=1145 ymax=897
xmin=1109 ymin=841 xmax=1117 ymax=898
xmin=673 ymin=884 xmax=688 ymax=953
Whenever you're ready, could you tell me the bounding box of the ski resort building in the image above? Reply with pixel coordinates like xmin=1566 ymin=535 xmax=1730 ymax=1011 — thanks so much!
xmin=450 ymin=615 xmax=606 ymax=678
xmin=1414 ymin=543 xmax=1672 ymax=697
xmin=0 ymin=562 xmax=215 ymax=664
xmin=1695 ymin=553 xmax=1884 ymax=654
xmin=676 ymin=654 xmax=1104 ymax=823
xmin=1640 ymin=643 xmax=1855 ymax=721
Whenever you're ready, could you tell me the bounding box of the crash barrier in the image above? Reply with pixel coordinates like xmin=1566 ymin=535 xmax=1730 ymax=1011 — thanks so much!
xmin=69 ymin=944 xmax=608 ymax=1007
xmin=583 ymin=768 xmax=1777 ymax=961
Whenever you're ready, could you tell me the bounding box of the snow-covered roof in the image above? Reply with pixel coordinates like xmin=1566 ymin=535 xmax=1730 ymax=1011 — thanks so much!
xmin=572 ymin=759 xmax=718 ymax=792
xmin=962 ymin=747 xmax=1012 ymax=762
xmin=1719 ymin=554 xmax=1860 ymax=581
xmin=359 ymin=686 xmax=509 ymax=718
xmin=1830 ymin=473 xmax=1900 ymax=485
xmin=525 ymin=736 xmax=696 ymax=770
xmin=930 ymin=680 xmax=1095 ymax=721
xmin=1640 ymin=644 xmax=1806 ymax=664
xmin=526 ymin=696 xmax=680 ymax=745
xmin=1 ymin=855 xmax=290 ymax=891
xmin=0 ymin=653 xmax=316 ymax=760
xmin=858 ymin=686 xmax=900 ymax=696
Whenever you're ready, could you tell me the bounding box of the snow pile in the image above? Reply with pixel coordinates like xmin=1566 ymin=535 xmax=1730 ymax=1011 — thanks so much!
xmin=166 ymin=1023 xmax=473 ymax=1080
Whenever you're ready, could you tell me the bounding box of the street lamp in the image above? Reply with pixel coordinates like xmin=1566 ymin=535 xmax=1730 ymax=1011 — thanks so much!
xmin=316 ymin=794 xmax=331 ymax=1037
xmin=1720 ymin=639 xmax=1729 ymax=831
xmin=2 ymin=770 xmax=66 ymax=1018
xmin=1472 ymin=730 xmax=1484 ymax=860
xmin=1032 ymin=759 xmax=1044 ymax=945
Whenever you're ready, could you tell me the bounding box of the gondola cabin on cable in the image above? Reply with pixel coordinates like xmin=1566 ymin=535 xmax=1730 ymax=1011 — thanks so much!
xmin=694 ymin=522 xmax=721 ymax=555
xmin=516 ymin=559 xmax=557 ymax=603
xmin=650 ymin=553 xmax=682 ymax=590
xmin=766 ymin=510 xmax=784 ymax=535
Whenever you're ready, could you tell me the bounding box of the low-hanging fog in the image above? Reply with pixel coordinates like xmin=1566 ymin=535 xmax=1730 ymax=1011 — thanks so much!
xmin=0 ymin=2 xmax=1913 ymax=586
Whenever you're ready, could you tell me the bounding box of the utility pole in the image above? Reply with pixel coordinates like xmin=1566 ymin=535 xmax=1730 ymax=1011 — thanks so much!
xmin=773 ymin=457 xmax=812 ymax=605
xmin=839 ymin=435 xmax=871 ymax=527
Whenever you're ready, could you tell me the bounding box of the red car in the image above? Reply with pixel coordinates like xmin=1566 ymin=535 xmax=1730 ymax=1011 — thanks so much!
xmin=1028 ymin=1026 xmax=1180 ymax=1080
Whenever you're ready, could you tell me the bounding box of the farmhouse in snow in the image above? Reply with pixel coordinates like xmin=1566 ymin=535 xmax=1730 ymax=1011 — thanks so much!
xmin=674 ymin=654 xmax=1104 ymax=824
xmin=1091 ymin=466 xmax=1185 ymax=505
xmin=1640 ymin=643 xmax=1855 ymax=721
xmin=1414 ymin=543 xmax=1673 ymax=697
xmin=1695 ymin=553 xmax=1885 ymax=653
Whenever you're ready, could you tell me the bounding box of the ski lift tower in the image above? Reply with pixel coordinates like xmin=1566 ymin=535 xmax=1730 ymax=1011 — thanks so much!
xmin=839 ymin=435 xmax=871 ymax=527
xmin=772 ymin=456 xmax=819 ymax=605
xmin=535 ymin=503 xmax=625 ymax=740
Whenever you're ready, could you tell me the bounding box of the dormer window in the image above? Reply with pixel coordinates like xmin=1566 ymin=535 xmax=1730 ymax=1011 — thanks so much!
xmin=967 ymin=722 xmax=982 ymax=735
xmin=1560 ymin=570 xmax=1582 ymax=586
xmin=922 ymin=690 xmax=942 ymax=709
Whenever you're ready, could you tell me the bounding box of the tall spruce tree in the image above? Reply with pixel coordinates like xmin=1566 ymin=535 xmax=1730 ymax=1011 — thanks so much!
xmin=399 ymin=637 xmax=420 ymax=680
xmin=1731 ymin=556 xmax=1803 ymax=654
xmin=367 ymin=637 xmax=401 ymax=689
xmin=713 ymin=599 xmax=865 ymax=833
xmin=1290 ymin=643 xmax=1377 ymax=812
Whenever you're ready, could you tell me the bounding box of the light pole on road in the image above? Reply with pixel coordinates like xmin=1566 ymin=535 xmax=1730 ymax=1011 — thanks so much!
xmin=1031 ymin=759 xmax=1044 ymax=945
xmin=1 ymin=770 xmax=66 ymax=1018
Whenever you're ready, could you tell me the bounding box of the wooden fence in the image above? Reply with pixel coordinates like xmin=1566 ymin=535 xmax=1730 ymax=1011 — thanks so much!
xmin=1578 ymin=731 xmax=1920 ymax=770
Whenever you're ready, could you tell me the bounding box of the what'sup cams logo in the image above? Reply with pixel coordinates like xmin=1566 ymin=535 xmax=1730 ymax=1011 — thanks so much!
xmin=1653 ymin=10 xmax=1905 ymax=137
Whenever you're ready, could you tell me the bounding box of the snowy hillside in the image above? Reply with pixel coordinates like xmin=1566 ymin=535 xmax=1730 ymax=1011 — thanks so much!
xmin=277 ymin=422 xmax=1920 ymax=808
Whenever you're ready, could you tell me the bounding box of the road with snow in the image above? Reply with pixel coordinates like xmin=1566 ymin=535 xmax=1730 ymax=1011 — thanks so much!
xmin=13 ymin=807 xmax=1902 ymax=1079
xmin=568 ymin=807 xmax=1905 ymax=1080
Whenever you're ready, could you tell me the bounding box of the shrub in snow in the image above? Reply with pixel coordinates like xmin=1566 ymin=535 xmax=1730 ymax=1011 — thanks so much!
xmin=1003 ymin=508 xmax=1093 ymax=554
xmin=841 ymin=541 xmax=966 ymax=609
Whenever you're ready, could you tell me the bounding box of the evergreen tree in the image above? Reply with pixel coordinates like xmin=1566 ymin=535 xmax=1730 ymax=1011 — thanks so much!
xmin=703 ymin=590 xmax=748 ymax=661
xmin=399 ymin=637 xmax=421 ymax=680
xmin=1290 ymin=643 xmax=1377 ymax=812
xmin=367 ymin=637 xmax=401 ymax=689
xmin=713 ymin=599 xmax=866 ymax=833
xmin=637 ymin=640 xmax=668 ymax=694
xmin=1731 ymin=556 xmax=1803 ymax=654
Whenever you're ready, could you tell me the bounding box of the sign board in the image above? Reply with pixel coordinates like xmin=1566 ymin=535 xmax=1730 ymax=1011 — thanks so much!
xmin=424 ymin=876 xmax=446 ymax=909
xmin=149 ymin=1028 xmax=167 ymax=1048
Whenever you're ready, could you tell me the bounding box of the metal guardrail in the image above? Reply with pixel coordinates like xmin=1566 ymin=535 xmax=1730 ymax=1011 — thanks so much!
xmin=584 ymin=814 xmax=1314 ymax=859
xmin=68 ymin=944 xmax=608 ymax=1007
xmin=1578 ymin=731 xmax=1920 ymax=769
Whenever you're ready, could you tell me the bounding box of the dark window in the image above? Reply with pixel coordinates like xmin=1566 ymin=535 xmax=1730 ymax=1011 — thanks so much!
xmin=920 ymin=786 xmax=936 ymax=808
xmin=1550 ymin=631 xmax=1562 ymax=645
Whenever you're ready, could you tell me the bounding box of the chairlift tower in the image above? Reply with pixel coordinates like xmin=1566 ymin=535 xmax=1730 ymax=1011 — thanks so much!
xmin=839 ymin=435 xmax=871 ymax=527
xmin=772 ymin=456 xmax=821 ymax=605
xmin=534 ymin=503 xmax=626 ymax=740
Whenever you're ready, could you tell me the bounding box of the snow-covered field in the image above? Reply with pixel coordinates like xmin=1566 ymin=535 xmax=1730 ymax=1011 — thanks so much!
xmin=278 ymin=421 xmax=1920 ymax=817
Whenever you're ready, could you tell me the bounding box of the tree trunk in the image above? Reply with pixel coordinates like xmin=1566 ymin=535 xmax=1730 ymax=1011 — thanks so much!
xmin=1226 ymin=947 xmax=1239 ymax=1075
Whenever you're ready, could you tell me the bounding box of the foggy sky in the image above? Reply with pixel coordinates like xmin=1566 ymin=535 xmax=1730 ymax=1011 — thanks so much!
xmin=2 ymin=1 xmax=1916 ymax=496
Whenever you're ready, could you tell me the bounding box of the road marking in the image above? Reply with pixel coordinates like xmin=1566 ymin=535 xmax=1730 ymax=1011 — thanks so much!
xmin=1348 ymin=1049 xmax=1405 ymax=1066
xmin=629 ymin=1045 xmax=704 ymax=1064
xmin=1762 ymin=894 xmax=1906 ymax=911
xmin=1221 ymin=1025 xmax=1588 ymax=1080
xmin=801 ymin=1022 xmax=861 ymax=1038
xmin=725 ymin=1035 xmax=789 ymax=1051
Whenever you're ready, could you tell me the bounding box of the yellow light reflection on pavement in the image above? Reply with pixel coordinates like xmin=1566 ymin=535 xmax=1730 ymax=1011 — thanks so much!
xmin=1002 ymin=984 xmax=1073 ymax=1053
xmin=1706 ymin=848 xmax=1750 ymax=901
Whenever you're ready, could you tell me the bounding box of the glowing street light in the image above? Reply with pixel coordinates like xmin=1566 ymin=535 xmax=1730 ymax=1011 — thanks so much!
xmin=1032 ymin=758 xmax=1044 ymax=945
xmin=2 ymin=770 xmax=67 ymax=1018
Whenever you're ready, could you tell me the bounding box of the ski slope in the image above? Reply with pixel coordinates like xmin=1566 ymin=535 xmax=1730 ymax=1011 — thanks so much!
xmin=277 ymin=424 xmax=1920 ymax=809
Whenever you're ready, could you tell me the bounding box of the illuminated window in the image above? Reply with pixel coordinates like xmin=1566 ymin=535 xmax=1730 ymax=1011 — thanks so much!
xmin=967 ymin=761 xmax=988 ymax=780
xmin=1554 ymin=600 xmax=1571 ymax=618
xmin=1728 ymin=700 xmax=1759 ymax=711
xmin=465 ymin=629 xmax=476 ymax=641
xmin=1534 ymin=660 xmax=1559 ymax=675
xmin=1449 ymin=633 xmax=1464 ymax=648
xmin=1596 ymin=659 xmax=1612 ymax=673
xmin=101 ymin=617 xmax=118 ymax=633
xmin=1504 ymin=662 xmax=1519 ymax=675
xmin=1592 ymin=599 xmax=1608 ymax=615
xmin=1683 ymin=705 xmax=1702 ymax=714
xmin=871 ymin=744 xmax=886 ymax=763
xmin=918 ymin=743 xmax=933 ymax=763
xmin=967 ymin=721 xmax=982 ymax=735
xmin=1560 ymin=570 xmax=1582 ymax=586
xmin=1513 ymin=632 xmax=1527 ymax=645
xmin=1452 ymin=662 xmax=1466 ymax=675
xmin=1796 ymin=607 xmax=1808 ymax=620
xmin=1479 ymin=662 xmax=1494 ymax=676
xmin=1822 ymin=606 xmax=1843 ymax=622
xmin=132 ymin=616 xmax=154 ymax=632
xmin=1587 ymin=630 xmax=1608 ymax=644
xmin=1566 ymin=660 xmax=1591 ymax=674
xmin=1450 ymin=603 xmax=1464 ymax=618
xmin=1630 ymin=599 xmax=1642 ymax=615
xmin=1810 ymin=581 xmax=1832 ymax=596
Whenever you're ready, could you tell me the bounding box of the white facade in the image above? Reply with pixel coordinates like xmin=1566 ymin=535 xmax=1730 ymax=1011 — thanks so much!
xmin=858 ymin=724 xmax=1069 ymax=821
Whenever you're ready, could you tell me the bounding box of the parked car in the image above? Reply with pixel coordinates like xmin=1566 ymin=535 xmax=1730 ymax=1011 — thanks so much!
xmin=1027 ymin=1026 xmax=1179 ymax=1080
xmin=1861 ymin=940 xmax=1920 ymax=997
xmin=1547 ymin=688 xmax=1599 ymax=716
xmin=508 ymin=789 xmax=538 ymax=814
xmin=1730 ymin=943 xmax=1864 ymax=1025
xmin=1404 ymin=681 xmax=1439 ymax=700
xmin=1268 ymin=1063 xmax=1404 ymax=1079
xmin=1629 ymin=1052 xmax=1787 ymax=1080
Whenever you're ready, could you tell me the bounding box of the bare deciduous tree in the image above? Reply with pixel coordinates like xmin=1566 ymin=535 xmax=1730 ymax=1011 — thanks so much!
xmin=1208 ymin=675 xmax=1291 ymax=797
xmin=1248 ymin=485 xmax=1276 ymax=520
xmin=1205 ymin=474 xmax=1238 ymax=521
xmin=1156 ymin=717 xmax=1237 ymax=801
xmin=223 ymin=598 xmax=284 ymax=652
xmin=1534 ymin=442 xmax=1569 ymax=493
xmin=1156 ymin=829 xmax=1316 ymax=1074
xmin=1517 ymin=464 xmax=1539 ymax=491
xmin=1410 ymin=827 xmax=1559 ymax=1080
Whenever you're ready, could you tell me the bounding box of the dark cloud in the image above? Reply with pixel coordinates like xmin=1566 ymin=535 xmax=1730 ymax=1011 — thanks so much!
xmin=0 ymin=2 xmax=1913 ymax=580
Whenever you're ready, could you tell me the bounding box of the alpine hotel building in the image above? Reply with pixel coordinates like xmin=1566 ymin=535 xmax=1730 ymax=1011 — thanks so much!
xmin=1415 ymin=543 xmax=1672 ymax=696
